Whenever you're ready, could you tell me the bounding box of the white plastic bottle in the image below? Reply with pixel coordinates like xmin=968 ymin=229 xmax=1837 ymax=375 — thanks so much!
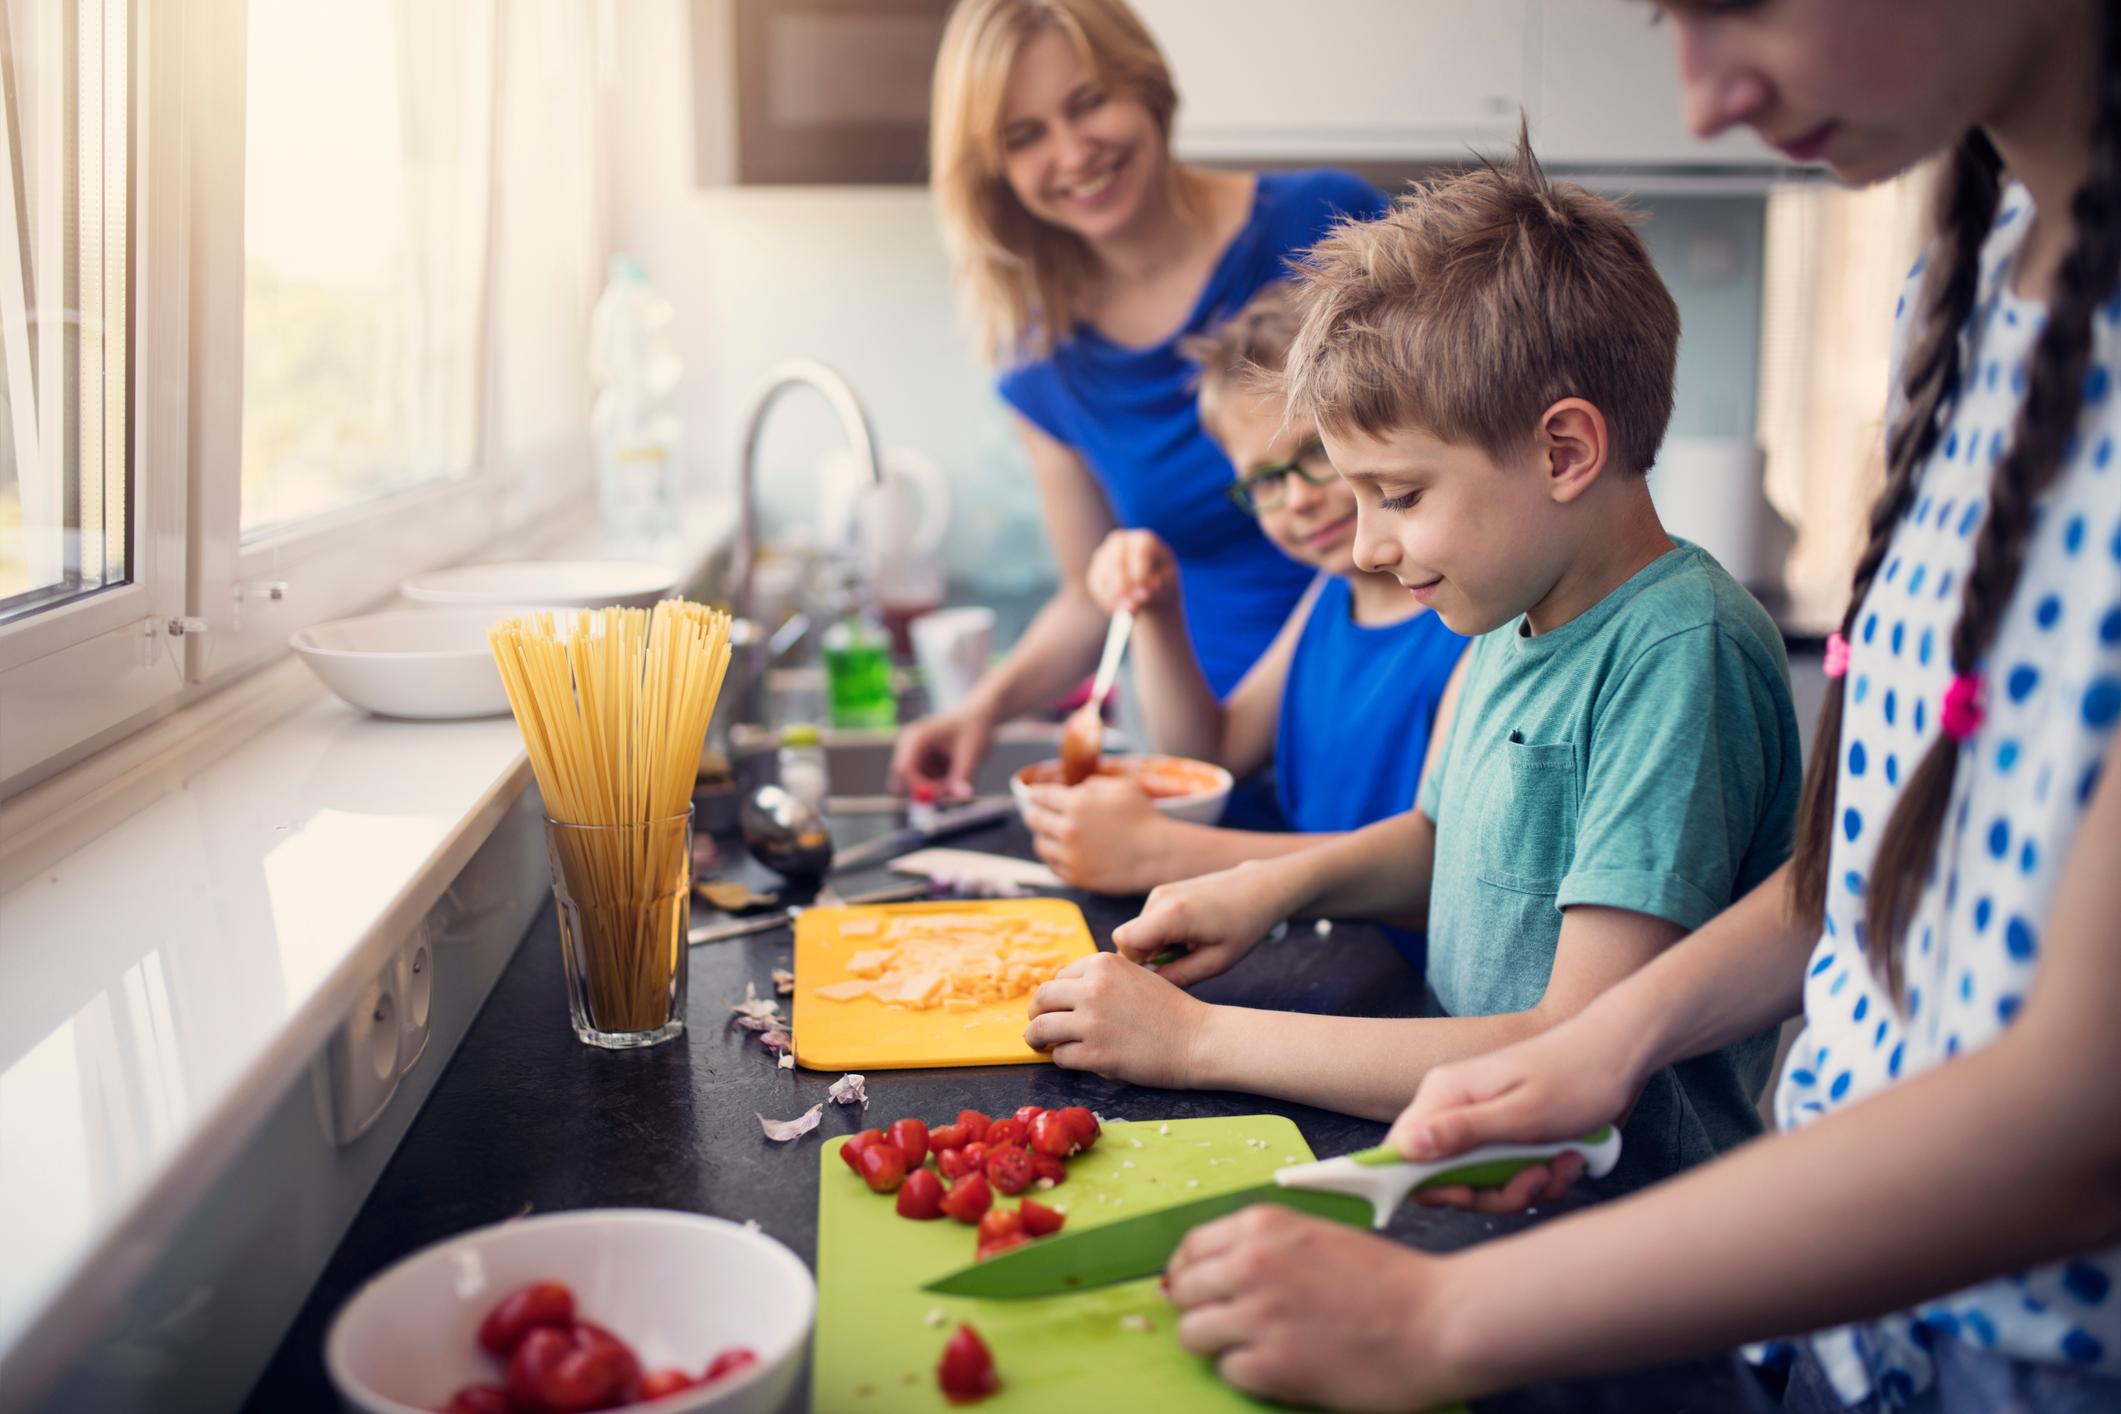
xmin=589 ymin=256 xmax=685 ymax=551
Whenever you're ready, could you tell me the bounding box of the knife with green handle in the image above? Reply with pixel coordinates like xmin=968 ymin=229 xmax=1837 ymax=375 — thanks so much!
xmin=922 ymin=1126 xmax=1620 ymax=1299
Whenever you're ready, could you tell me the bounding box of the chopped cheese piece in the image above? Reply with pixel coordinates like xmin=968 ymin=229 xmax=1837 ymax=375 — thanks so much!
xmin=838 ymin=915 xmax=882 ymax=937
xmin=810 ymin=907 xmax=1080 ymax=1012
xmin=814 ymin=979 xmax=875 ymax=1001
xmin=844 ymin=950 xmax=894 ymax=978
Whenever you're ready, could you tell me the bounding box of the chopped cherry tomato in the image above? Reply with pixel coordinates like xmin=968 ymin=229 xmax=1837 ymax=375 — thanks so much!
xmin=636 ymin=1368 xmax=697 ymax=1400
xmin=955 ymin=1109 xmax=992 ymax=1143
xmin=978 ymin=1231 xmax=1032 ymax=1261
xmin=504 ymin=1326 xmax=573 ymax=1410
xmin=983 ymin=1144 xmax=1033 ymax=1196
xmin=897 ymin=1168 xmax=946 ymax=1220
xmin=981 ymin=1118 xmax=1026 ymax=1148
xmin=703 ymin=1347 xmax=760 ymax=1383
xmin=928 ymin=1122 xmax=967 ymax=1155
xmin=888 ymin=1118 xmax=931 ymax=1170
xmin=959 ymin=1141 xmax=989 ymax=1171
xmin=1029 ymin=1111 xmax=1078 ymax=1158
xmin=840 ymin=1128 xmax=889 ymax=1173
xmin=939 ymin=1171 xmax=993 ymax=1223
xmin=1013 ymin=1106 xmax=1045 ymax=1127
xmin=440 ymin=1385 xmax=514 ymax=1414
xmin=476 ymin=1280 xmax=575 ymax=1355
xmin=1018 ymin=1199 xmax=1066 ymax=1237
xmin=858 ymin=1141 xmax=908 ymax=1193
xmin=1057 ymin=1107 xmax=1100 ymax=1150
xmin=544 ymin=1340 xmax=636 ymax=1413
xmin=1029 ymin=1151 xmax=1066 ymax=1186
xmin=976 ymin=1208 xmax=1025 ymax=1245
xmin=937 ymin=1323 xmax=1000 ymax=1405
xmin=935 ymin=1146 xmax=975 ymax=1180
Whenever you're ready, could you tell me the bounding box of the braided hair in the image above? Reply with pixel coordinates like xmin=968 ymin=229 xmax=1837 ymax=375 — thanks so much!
xmin=1791 ymin=4 xmax=2121 ymax=996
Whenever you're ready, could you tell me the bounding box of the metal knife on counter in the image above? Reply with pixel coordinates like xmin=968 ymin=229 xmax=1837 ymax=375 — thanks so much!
xmin=687 ymin=878 xmax=932 ymax=946
xmin=829 ymin=795 xmax=1018 ymax=873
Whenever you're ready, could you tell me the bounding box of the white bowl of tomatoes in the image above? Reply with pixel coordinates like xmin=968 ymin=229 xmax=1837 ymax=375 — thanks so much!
xmin=324 ymin=1209 xmax=813 ymax=1414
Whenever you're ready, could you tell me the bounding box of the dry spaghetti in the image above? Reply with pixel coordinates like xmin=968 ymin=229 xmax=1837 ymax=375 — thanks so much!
xmin=490 ymin=601 xmax=734 ymax=1037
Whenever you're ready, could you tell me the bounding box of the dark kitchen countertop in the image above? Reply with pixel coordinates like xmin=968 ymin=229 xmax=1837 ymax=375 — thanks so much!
xmin=244 ymin=817 xmax=1780 ymax=1414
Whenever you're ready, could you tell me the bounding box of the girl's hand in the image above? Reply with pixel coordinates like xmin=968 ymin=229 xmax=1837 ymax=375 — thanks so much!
xmin=1085 ymin=530 xmax=1178 ymax=616
xmin=1023 ymin=952 xmax=1210 ymax=1088
xmin=1384 ymin=1016 xmax=1638 ymax=1213
xmin=1110 ymin=860 xmax=1291 ymax=987
xmin=1164 ymin=1206 xmax=1476 ymax=1411
xmin=1021 ymin=777 xmax=1173 ymax=894
xmin=889 ymin=703 xmax=995 ymax=799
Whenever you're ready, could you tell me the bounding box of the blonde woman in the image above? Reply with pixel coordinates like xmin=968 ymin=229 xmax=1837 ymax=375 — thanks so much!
xmin=891 ymin=0 xmax=1386 ymax=802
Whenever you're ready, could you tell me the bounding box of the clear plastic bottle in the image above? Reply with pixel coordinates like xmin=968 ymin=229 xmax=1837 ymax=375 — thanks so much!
xmin=777 ymin=723 xmax=830 ymax=816
xmin=589 ymin=256 xmax=684 ymax=551
xmin=822 ymin=569 xmax=898 ymax=730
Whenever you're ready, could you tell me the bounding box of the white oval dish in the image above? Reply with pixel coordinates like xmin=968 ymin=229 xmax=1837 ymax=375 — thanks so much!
xmin=292 ymin=607 xmax=527 ymax=720
xmin=1010 ymin=755 xmax=1234 ymax=828
xmin=325 ymin=1208 xmax=814 ymax=1414
xmin=401 ymin=560 xmax=678 ymax=610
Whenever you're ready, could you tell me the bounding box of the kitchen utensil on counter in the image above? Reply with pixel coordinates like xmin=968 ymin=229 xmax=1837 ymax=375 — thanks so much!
xmin=927 ymin=1128 xmax=1622 ymax=1299
xmin=791 ymin=899 xmax=1095 ymax=1069
xmin=814 ymin=1116 xmax=1320 ymax=1413
xmin=402 ymin=558 xmax=679 ymax=609
xmin=326 ymin=1208 xmax=812 ymax=1414
xmin=740 ymin=784 xmax=834 ymax=880
xmin=908 ymin=605 xmax=995 ymax=712
xmin=493 ymin=603 xmax=735 ymax=1049
xmin=1060 ymin=608 xmax=1134 ymax=784
xmin=292 ymin=607 xmax=542 ymax=720
xmin=885 ymin=847 xmax=1064 ymax=892
xmin=828 ymin=794 xmax=1018 ymax=873
xmin=688 ymin=878 xmax=932 ymax=945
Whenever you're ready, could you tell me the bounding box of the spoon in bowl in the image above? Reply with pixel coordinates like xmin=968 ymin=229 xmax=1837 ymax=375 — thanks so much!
xmin=1061 ymin=608 xmax=1134 ymax=785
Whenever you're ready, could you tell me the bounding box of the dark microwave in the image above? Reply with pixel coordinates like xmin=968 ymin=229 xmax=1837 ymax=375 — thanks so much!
xmin=690 ymin=0 xmax=955 ymax=186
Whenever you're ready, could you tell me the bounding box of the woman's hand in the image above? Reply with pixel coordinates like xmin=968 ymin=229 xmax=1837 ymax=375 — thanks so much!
xmin=1021 ymin=777 xmax=1175 ymax=894
xmin=1109 ymin=859 xmax=1293 ymax=988
xmin=1164 ymin=1206 xmax=1478 ymax=1412
xmin=1085 ymin=529 xmax=1178 ymax=616
xmin=1384 ymin=1014 xmax=1639 ymax=1213
xmin=889 ymin=702 xmax=995 ymax=799
xmin=1023 ymin=952 xmax=1211 ymax=1088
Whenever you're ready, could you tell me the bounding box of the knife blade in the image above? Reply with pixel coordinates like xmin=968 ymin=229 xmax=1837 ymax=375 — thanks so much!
xmin=922 ymin=1127 xmax=1620 ymax=1299
xmin=687 ymin=879 xmax=931 ymax=945
xmin=830 ymin=795 xmax=1017 ymax=873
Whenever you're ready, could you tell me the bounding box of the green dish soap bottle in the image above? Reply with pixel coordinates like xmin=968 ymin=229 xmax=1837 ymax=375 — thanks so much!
xmin=823 ymin=571 xmax=897 ymax=730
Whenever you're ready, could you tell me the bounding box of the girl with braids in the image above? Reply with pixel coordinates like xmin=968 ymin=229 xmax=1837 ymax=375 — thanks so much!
xmin=1148 ymin=3 xmax=2121 ymax=1411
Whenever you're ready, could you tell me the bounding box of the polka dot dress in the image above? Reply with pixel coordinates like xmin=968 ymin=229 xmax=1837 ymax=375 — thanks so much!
xmin=1771 ymin=184 xmax=2121 ymax=1404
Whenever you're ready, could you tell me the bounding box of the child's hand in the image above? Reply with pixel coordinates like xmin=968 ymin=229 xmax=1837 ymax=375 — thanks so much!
xmin=1023 ymin=952 xmax=1209 ymax=1088
xmin=1164 ymin=1206 xmax=1471 ymax=1410
xmin=1385 ymin=1019 xmax=1636 ymax=1213
xmin=1021 ymin=777 xmax=1173 ymax=894
xmin=1085 ymin=530 xmax=1178 ymax=615
xmin=1110 ymin=861 xmax=1290 ymax=987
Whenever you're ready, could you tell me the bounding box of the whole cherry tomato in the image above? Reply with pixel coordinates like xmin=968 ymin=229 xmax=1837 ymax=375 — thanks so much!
xmin=983 ymin=1145 xmax=1033 ymax=1196
xmin=939 ymin=1171 xmax=993 ymax=1224
xmin=476 ymin=1280 xmax=575 ymax=1355
xmin=1057 ymin=1107 xmax=1100 ymax=1150
xmin=543 ymin=1340 xmax=636 ymax=1413
xmin=937 ymin=1324 xmax=1000 ymax=1405
xmin=888 ymin=1118 xmax=931 ymax=1170
xmin=954 ymin=1110 xmax=992 ymax=1143
xmin=504 ymin=1326 xmax=573 ymax=1409
xmin=840 ymin=1128 xmax=888 ymax=1173
xmin=1029 ymin=1111 xmax=1078 ymax=1159
xmin=858 ymin=1141 xmax=908 ymax=1193
xmin=897 ymin=1168 xmax=946 ymax=1220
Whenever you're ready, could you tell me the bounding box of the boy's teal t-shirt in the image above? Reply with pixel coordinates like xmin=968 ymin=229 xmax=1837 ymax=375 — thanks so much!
xmin=1417 ymin=541 xmax=1800 ymax=1189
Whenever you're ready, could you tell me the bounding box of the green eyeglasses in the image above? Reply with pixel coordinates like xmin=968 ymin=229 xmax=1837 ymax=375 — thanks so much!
xmin=1227 ymin=439 xmax=1335 ymax=515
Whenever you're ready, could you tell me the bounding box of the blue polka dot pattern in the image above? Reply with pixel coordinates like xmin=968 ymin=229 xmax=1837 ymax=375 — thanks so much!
xmin=2062 ymin=1263 xmax=2112 ymax=1306
xmin=1849 ymin=740 xmax=1868 ymax=776
xmin=2084 ymin=678 xmax=2121 ymax=728
xmin=1843 ymin=807 xmax=1862 ymax=842
xmin=2006 ymin=916 xmax=2038 ymax=960
xmin=2035 ymin=594 xmax=2062 ymax=628
xmin=2008 ymin=664 xmax=2041 ymax=702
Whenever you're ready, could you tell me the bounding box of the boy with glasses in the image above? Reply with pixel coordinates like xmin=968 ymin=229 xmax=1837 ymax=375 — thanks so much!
xmin=1020 ymin=282 xmax=1466 ymax=965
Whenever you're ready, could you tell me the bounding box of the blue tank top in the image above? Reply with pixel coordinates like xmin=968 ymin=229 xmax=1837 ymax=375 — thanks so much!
xmin=996 ymin=169 xmax=1390 ymax=696
xmin=1276 ymin=576 xmax=1466 ymax=967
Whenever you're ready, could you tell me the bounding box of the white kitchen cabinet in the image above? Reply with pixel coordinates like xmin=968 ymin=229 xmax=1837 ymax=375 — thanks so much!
xmin=1138 ymin=0 xmax=1783 ymax=171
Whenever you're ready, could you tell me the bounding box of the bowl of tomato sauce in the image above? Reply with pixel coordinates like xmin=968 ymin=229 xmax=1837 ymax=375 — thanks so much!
xmin=325 ymin=1209 xmax=812 ymax=1414
xmin=1010 ymin=754 xmax=1234 ymax=828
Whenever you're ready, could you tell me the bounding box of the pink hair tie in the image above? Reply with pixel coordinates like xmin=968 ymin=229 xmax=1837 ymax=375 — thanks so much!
xmin=1941 ymin=673 xmax=1986 ymax=742
xmin=1823 ymin=632 xmax=1851 ymax=680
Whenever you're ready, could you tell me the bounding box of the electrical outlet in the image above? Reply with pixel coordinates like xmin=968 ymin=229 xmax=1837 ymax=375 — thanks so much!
xmin=396 ymin=925 xmax=434 ymax=1073
xmin=312 ymin=956 xmax=403 ymax=1146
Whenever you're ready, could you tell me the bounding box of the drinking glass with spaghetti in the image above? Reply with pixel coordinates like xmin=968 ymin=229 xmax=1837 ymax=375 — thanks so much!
xmin=490 ymin=602 xmax=735 ymax=1049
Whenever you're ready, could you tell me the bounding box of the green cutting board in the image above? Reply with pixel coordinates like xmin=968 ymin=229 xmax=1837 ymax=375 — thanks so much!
xmin=814 ymin=1115 xmax=1317 ymax=1411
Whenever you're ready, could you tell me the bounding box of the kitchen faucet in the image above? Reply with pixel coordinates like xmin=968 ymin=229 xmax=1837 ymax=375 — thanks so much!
xmin=727 ymin=359 xmax=885 ymax=727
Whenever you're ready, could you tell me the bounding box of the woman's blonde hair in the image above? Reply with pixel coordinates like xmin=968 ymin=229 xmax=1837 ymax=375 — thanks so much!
xmin=930 ymin=0 xmax=1181 ymax=364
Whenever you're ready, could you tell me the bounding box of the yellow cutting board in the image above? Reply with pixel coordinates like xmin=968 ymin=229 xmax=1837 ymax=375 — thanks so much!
xmin=792 ymin=899 xmax=1096 ymax=1070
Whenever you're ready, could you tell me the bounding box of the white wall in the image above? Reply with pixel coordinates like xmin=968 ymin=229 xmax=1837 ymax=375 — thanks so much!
xmin=605 ymin=0 xmax=1057 ymax=597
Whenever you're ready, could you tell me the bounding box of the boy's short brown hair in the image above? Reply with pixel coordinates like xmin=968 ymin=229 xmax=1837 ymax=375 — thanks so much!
xmin=1179 ymin=281 xmax=1301 ymax=442
xmin=1281 ymin=125 xmax=1679 ymax=475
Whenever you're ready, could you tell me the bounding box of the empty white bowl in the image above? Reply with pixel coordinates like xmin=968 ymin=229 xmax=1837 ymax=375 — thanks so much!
xmin=292 ymin=607 xmax=523 ymax=720
xmin=325 ymin=1209 xmax=814 ymax=1414
xmin=1011 ymin=754 xmax=1234 ymax=828
xmin=401 ymin=560 xmax=679 ymax=610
